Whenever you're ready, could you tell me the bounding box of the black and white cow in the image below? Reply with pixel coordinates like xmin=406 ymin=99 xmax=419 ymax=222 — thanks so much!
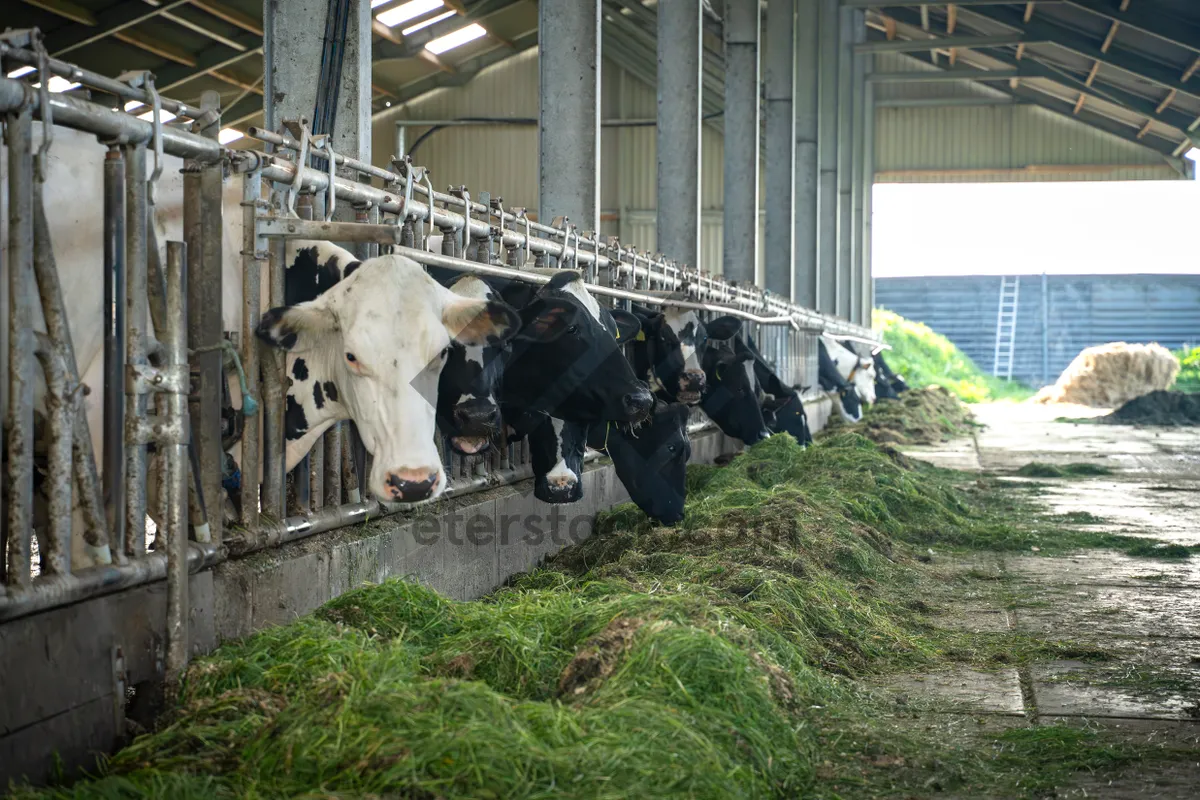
xmin=872 ymin=350 xmax=908 ymax=396
xmin=698 ymin=316 xmax=772 ymax=446
xmin=256 ymin=251 xmax=520 ymax=502
xmin=818 ymin=339 xmax=863 ymax=423
xmin=627 ymin=304 xmax=707 ymax=405
xmin=744 ymin=332 xmax=813 ymax=447
xmin=821 ymin=335 xmax=877 ymax=407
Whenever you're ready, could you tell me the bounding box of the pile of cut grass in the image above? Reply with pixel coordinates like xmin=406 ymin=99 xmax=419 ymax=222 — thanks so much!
xmin=1015 ymin=461 xmax=1114 ymax=478
xmin=14 ymin=435 xmax=1192 ymax=799
xmin=874 ymin=308 xmax=1033 ymax=403
xmin=835 ymin=385 xmax=977 ymax=445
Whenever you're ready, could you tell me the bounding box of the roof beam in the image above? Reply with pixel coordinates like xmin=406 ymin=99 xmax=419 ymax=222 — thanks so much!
xmin=159 ymin=9 xmax=249 ymax=52
xmin=189 ymin=0 xmax=261 ymax=35
xmin=868 ymin=68 xmax=1019 ymax=82
xmin=154 ymin=34 xmax=262 ymax=93
xmin=842 ymin=0 xmax=1063 ymax=6
xmin=112 ymin=29 xmax=196 ymax=66
xmin=21 ymin=0 xmax=96 ymax=26
xmin=46 ymin=0 xmax=193 ymax=58
xmin=1065 ymin=0 xmax=1200 ymax=54
xmin=960 ymin=4 xmax=1200 ymax=102
xmin=855 ymin=34 xmax=1024 ymax=53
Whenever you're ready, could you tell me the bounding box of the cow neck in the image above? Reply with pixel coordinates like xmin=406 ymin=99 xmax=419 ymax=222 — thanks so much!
xmin=283 ymin=348 xmax=348 ymax=472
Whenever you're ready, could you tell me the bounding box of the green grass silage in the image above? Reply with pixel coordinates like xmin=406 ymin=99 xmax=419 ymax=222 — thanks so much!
xmin=14 ymin=435 xmax=1191 ymax=799
xmin=874 ymin=308 xmax=1033 ymax=403
xmin=1173 ymin=345 xmax=1200 ymax=393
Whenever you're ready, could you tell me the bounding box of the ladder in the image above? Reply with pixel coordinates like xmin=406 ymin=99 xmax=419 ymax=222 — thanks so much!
xmin=993 ymin=276 xmax=1020 ymax=379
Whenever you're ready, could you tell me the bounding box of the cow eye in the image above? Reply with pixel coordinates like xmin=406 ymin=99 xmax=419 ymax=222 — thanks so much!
xmin=345 ymin=352 xmax=357 ymax=363
xmin=567 ymin=324 xmax=580 ymax=335
xmin=668 ymin=444 xmax=678 ymax=453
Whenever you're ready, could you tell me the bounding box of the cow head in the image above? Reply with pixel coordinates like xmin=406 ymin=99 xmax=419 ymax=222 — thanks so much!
xmin=595 ymin=401 xmax=692 ymax=525
xmin=257 ymin=254 xmax=519 ymax=503
xmin=818 ymin=339 xmax=864 ymax=423
xmin=438 ymin=275 xmax=509 ymax=455
xmin=762 ymin=391 xmax=813 ymax=447
xmin=874 ymin=372 xmax=900 ymax=401
xmin=629 ymin=305 xmax=706 ymax=405
xmin=699 ymin=316 xmax=771 ymax=445
xmin=502 ymin=271 xmax=653 ymax=424
xmin=527 ymin=415 xmax=586 ymax=504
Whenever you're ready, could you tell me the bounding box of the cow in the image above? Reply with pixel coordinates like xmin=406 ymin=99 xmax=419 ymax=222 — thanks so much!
xmin=507 ymin=399 xmax=692 ymax=524
xmin=257 ymin=251 xmax=520 ymax=502
xmin=743 ymin=332 xmax=813 ymax=447
xmin=698 ymin=316 xmax=772 ymax=446
xmin=627 ymin=304 xmax=707 ymax=405
xmin=821 ymin=335 xmax=877 ymax=406
xmin=873 ymin=351 xmax=909 ymax=395
xmin=837 ymin=338 xmax=900 ymax=401
xmin=818 ymin=339 xmax=864 ymax=423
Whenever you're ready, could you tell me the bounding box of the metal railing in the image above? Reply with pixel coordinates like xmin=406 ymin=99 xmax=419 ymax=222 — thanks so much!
xmin=0 ymin=41 xmax=880 ymax=671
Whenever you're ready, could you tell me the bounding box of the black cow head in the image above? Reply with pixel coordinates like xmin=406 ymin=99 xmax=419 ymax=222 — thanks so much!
xmin=872 ymin=351 xmax=909 ymax=394
xmin=763 ymin=392 xmax=813 ymax=447
xmin=524 ymin=415 xmax=587 ymax=504
xmin=437 ymin=275 xmax=509 ymax=455
xmin=699 ymin=316 xmax=771 ymax=445
xmin=501 ymin=272 xmax=652 ymax=424
xmin=591 ymin=401 xmax=692 ymax=525
xmin=629 ymin=305 xmax=707 ymax=404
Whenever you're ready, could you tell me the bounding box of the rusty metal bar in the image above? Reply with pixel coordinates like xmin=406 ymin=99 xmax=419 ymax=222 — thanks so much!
xmin=6 ymin=103 xmax=35 ymax=588
xmin=163 ymin=240 xmax=190 ymax=676
xmin=123 ymin=143 xmax=149 ymax=560
xmin=239 ymin=168 xmax=263 ymax=529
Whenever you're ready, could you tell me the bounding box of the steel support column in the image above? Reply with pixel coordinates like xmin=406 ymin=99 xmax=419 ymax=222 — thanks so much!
xmin=539 ymin=0 xmax=601 ymax=233
xmin=816 ymin=0 xmax=839 ymax=314
xmin=835 ymin=4 xmax=854 ymax=320
xmin=722 ymin=0 xmax=760 ymax=283
xmin=849 ymin=9 xmax=866 ymax=324
xmin=794 ymin=0 xmax=819 ymax=307
xmin=861 ymin=70 xmax=876 ymax=325
xmin=657 ymin=0 xmax=703 ymax=270
xmin=764 ymin=0 xmax=796 ymax=296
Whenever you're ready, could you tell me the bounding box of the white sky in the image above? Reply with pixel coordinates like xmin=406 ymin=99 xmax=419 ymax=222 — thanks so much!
xmin=872 ymin=178 xmax=1200 ymax=278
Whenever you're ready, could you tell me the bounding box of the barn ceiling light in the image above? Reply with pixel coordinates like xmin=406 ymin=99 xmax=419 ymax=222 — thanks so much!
xmin=219 ymin=128 xmax=244 ymax=145
xmin=32 ymin=76 xmax=80 ymax=93
xmin=402 ymin=9 xmax=456 ymax=35
xmin=138 ymin=108 xmax=177 ymax=123
xmin=426 ymin=23 xmax=487 ymax=54
xmin=7 ymin=66 xmax=35 ymax=79
xmin=377 ymin=0 xmax=444 ymax=28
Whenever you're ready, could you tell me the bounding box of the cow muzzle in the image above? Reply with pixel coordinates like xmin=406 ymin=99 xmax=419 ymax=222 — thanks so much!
xmin=677 ymin=369 xmax=706 ymax=404
xmin=384 ymin=468 xmax=442 ymax=502
xmin=621 ymin=387 xmax=655 ymax=421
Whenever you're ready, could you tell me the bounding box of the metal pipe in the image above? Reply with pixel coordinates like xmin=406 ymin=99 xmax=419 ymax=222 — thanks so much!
xmin=31 ymin=334 xmax=71 ymax=576
xmin=656 ymin=0 xmax=702 ymax=270
xmin=836 ymin=4 xmax=855 ymax=320
xmin=6 ymin=103 xmax=35 ymax=589
xmin=194 ymin=90 xmax=224 ymax=544
xmin=538 ymin=0 xmax=601 ymax=230
xmin=0 ymin=78 xmax=223 ymax=163
xmin=0 ymin=542 xmax=221 ymax=623
xmin=163 ymin=240 xmax=190 ymax=676
xmin=32 ymin=183 xmax=111 ymax=564
xmin=261 ymin=235 xmax=286 ymax=519
xmin=861 ymin=58 xmax=876 ymax=325
xmin=240 ymin=169 xmax=263 ymax=530
xmin=764 ymin=0 xmax=796 ymax=298
xmin=794 ymin=0 xmax=820 ymax=308
xmin=720 ymin=0 xmax=758 ymax=284
xmin=816 ymin=0 xmax=839 ymax=315
xmin=124 ymin=144 xmax=149 ymax=560
xmin=850 ymin=9 xmax=866 ymax=324
xmin=0 ymin=43 xmax=207 ymax=120
xmin=101 ymin=147 xmax=127 ymax=560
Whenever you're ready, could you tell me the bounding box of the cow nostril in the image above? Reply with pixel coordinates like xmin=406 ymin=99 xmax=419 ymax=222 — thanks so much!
xmin=623 ymin=390 xmax=653 ymax=414
xmin=385 ymin=470 xmax=439 ymax=502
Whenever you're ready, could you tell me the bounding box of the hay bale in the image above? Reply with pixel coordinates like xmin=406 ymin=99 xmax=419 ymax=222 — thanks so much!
xmin=1033 ymin=342 xmax=1180 ymax=408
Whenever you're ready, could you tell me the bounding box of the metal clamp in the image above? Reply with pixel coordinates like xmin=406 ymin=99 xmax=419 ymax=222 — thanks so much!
xmin=315 ymin=135 xmax=338 ymax=222
xmin=281 ymin=119 xmax=310 ymax=218
xmin=421 ymin=168 xmax=435 ymax=250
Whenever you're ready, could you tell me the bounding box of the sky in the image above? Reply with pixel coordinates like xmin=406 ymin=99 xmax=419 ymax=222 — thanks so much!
xmin=871 ymin=175 xmax=1200 ymax=278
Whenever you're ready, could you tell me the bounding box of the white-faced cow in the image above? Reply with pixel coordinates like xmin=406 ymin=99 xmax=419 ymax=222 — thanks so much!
xmin=817 ymin=339 xmax=863 ymax=423
xmin=820 ymin=335 xmax=877 ymax=407
xmin=257 ymin=252 xmax=519 ymax=502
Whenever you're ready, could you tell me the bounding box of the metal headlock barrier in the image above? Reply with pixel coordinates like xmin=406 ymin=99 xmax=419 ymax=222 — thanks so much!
xmin=0 ymin=40 xmax=881 ymax=676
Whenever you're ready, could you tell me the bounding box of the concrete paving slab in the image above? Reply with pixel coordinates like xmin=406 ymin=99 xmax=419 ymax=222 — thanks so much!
xmin=926 ymin=604 xmax=1012 ymax=634
xmin=1005 ymin=552 xmax=1200 ymax=588
xmin=1032 ymin=660 xmax=1198 ymax=720
xmin=875 ymin=666 xmax=1026 ymax=715
xmin=1014 ymin=587 xmax=1200 ymax=640
xmin=900 ymin=438 xmax=983 ymax=471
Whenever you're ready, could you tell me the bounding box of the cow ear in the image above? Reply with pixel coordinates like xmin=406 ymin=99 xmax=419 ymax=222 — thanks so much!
xmin=516 ymin=298 xmax=574 ymax=341
xmin=256 ymin=303 xmax=337 ymax=352
xmin=442 ymin=296 xmax=520 ymax=347
xmin=705 ymin=315 xmax=743 ymax=341
xmin=608 ymin=309 xmax=642 ymax=343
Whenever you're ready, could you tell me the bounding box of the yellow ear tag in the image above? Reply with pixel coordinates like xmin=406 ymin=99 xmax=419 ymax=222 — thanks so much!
xmin=636 ymin=330 xmax=646 ymax=341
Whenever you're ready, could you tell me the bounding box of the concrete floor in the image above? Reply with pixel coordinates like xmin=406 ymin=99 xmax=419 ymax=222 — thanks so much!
xmin=884 ymin=401 xmax=1200 ymax=797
